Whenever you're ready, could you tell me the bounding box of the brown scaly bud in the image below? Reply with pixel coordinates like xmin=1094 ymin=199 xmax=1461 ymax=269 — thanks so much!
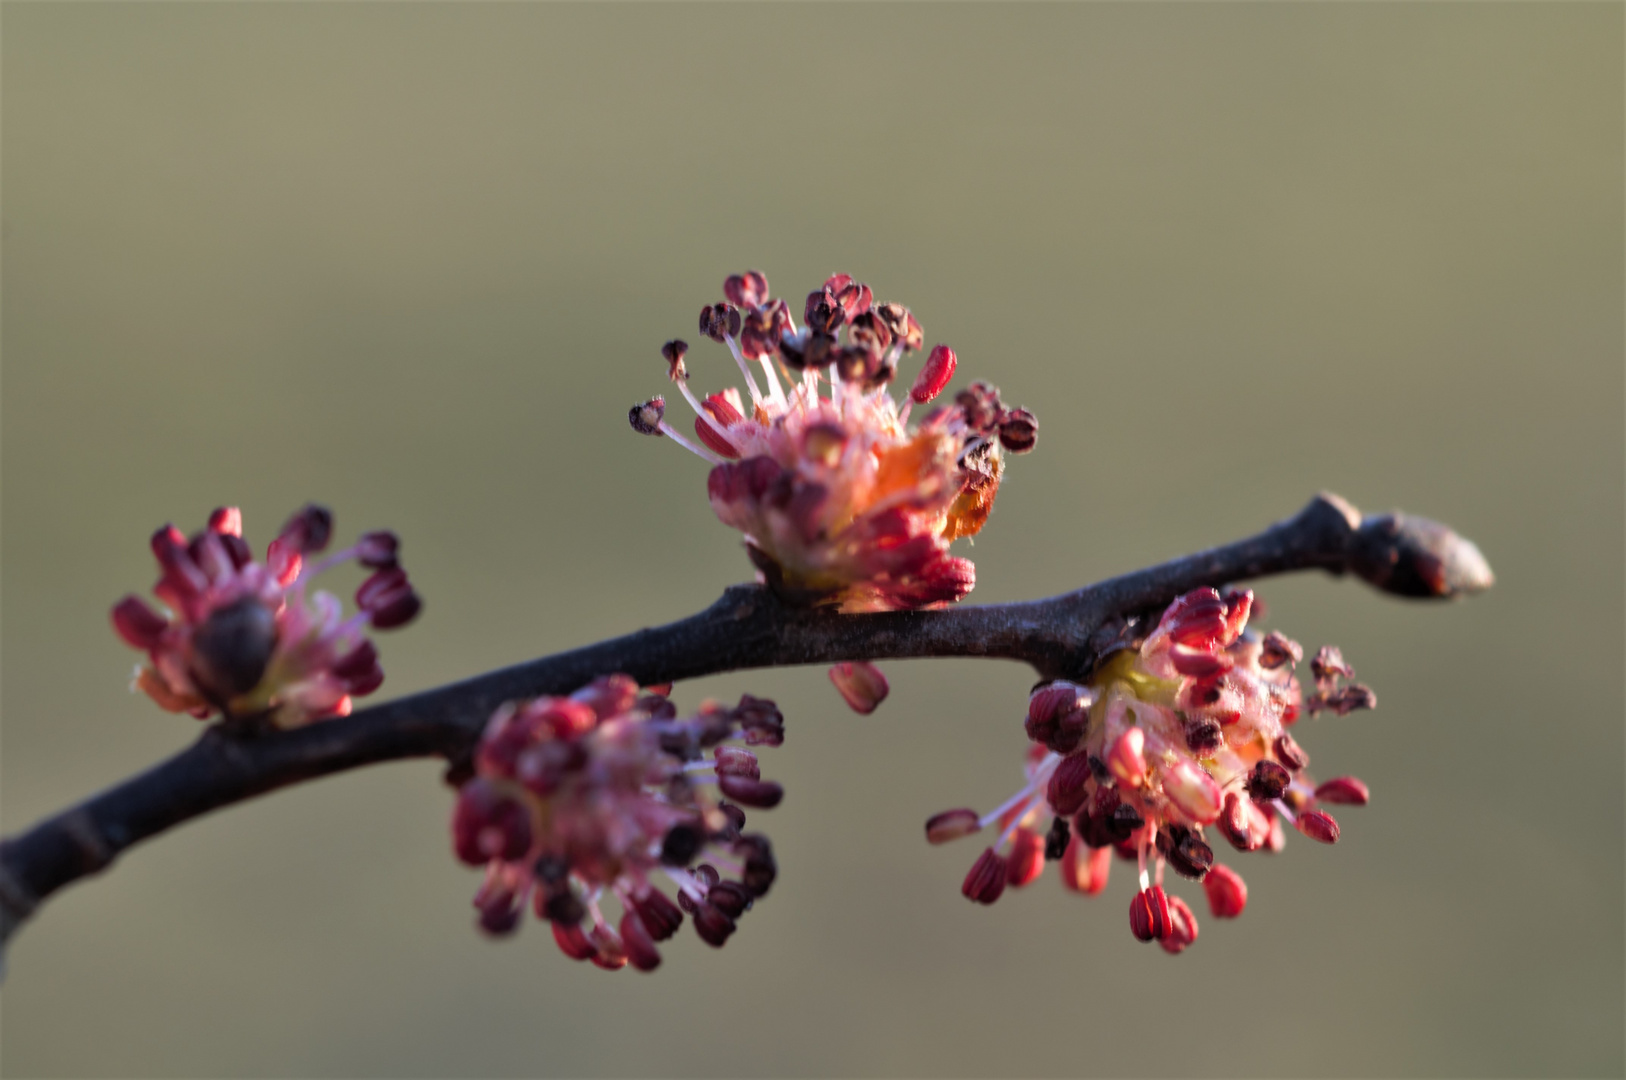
xmin=661 ymin=339 xmax=689 ymax=381
xmin=629 ymin=396 xmax=666 ymax=436
xmin=1350 ymin=510 xmax=1495 ymax=599
xmin=997 ymin=408 xmax=1039 ymax=454
xmin=1258 ymin=630 xmax=1303 ymax=670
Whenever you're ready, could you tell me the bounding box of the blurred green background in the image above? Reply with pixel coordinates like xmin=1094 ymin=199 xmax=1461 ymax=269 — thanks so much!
xmin=3 ymin=3 xmax=1621 ymax=1076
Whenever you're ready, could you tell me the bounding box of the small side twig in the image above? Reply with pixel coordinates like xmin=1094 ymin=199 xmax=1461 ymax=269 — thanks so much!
xmin=0 ymin=491 xmax=1491 ymax=952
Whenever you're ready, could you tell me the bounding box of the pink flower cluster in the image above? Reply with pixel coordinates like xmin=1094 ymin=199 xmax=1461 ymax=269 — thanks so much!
xmin=928 ymin=587 xmax=1375 ymax=954
xmin=631 ymin=271 xmax=1037 ymax=612
xmin=452 ymin=676 xmax=785 ymax=971
xmin=111 ymin=505 xmax=420 ymax=728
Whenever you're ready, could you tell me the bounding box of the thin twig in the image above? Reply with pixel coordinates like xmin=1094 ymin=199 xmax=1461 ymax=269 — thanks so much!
xmin=0 ymin=492 xmax=1492 ymax=952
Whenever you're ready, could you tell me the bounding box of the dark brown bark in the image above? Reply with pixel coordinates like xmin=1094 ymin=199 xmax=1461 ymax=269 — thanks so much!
xmin=0 ymin=492 xmax=1491 ymax=952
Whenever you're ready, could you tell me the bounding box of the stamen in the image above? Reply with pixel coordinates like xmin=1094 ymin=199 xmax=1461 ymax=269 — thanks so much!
xmin=657 ymin=422 xmax=726 ymax=465
xmin=1272 ymin=798 xmax=1298 ymax=825
xmin=757 ymin=356 xmax=787 ymax=408
xmin=724 ymin=336 xmax=765 ymax=406
xmin=977 ymin=754 xmax=1060 ymax=830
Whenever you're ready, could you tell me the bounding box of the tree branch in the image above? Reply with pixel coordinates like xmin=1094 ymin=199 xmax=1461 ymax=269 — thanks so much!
xmin=0 ymin=492 xmax=1492 ymax=953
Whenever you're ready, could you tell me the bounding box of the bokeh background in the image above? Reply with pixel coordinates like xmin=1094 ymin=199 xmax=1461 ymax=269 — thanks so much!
xmin=3 ymin=4 xmax=1621 ymax=1077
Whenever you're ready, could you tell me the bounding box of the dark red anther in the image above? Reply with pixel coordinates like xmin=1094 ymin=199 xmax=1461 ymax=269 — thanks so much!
xmin=925 ymin=808 xmax=982 ymax=845
xmin=356 ymin=566 xmax=407 ymax=609
xmin=828 ymin=661 xmax=889 ymax=714
xmin=276 ymin=504 xmax=333 ymax=555
xmin=707 ymin=880 xmax=752 ymax=919
xmin=739 ymin=302 xmax=786 ymax=360
xmin=804 ymin=289 xmax=846 ymax=335
xmin=629 ymin=396 xmax=666 ymax=436
xmin=1184 ymin=716 xmax=1223 ymax=755
xmin=1006 ymin=828 xmax=1046 ymax=888
xmin=693 ymin=414 xmax=741 ymax=459
xmin=732 ymin=693 xmax=785 ymax=747
xmin=552 ymin=920 xmax=598 ymax=961
xmin=1203 ymin=863 xmax=1248 ymax=918
xmin=1313 ymin=684 xmax=1378 ymax=716
xmin=1129 ymin=885 xmax=1173 ymax=942
xmin=1045 ymin=753 xmax=1094 ymax=817
xmin=356 ymin=530 xmax=400 ymax=569
xmin=659 ymin=823 xmax=703 ymax=867
xmin=368 ymin=587 xmax=421 ymax=630
xmin=1274 ymin=733 xmax=1309 ymax=771
xmin=1295 ymin=808 xmax=1341 ymax=844
xmin=152 ymin=524 xmax=208 ymax=600
xmin=1217 ymin=792 xmax=1265 ymax=852
xmin=1246 ymin=760 xmax=1292 ymax=803
xmin=734 ymin=833 xmax=777 ymax=897
xmin=691 ymin=900 xmax=737 ymax=947
xmin=910 ymin=344 xmax=957 ymax=404
xmin=961 ymin=847 xmax=1008 ymax=905
xmin=1167 ymin=830 xmax=1215 ymax=881
xmin=661 ymin=339 xmax=689 ymax=381
xmin=587 ymin=925 xmax=628 ymax=971
xmin=619 ymin=911 xmax=662 ymax=972
xmin=111 ymin=595 xmax=169 ymax=650
xmin=450 ymin=780 xmax=533 ymax=865
xmin=332 ymin=640 xmax=379 ymax=681
xmin=477 ymin=892 xmax=522 ymax=937
xmin=1258 ymin=630 xmax=1303 ymax=670
xmin=953 ymin=381 xmax=1003 ymax=432
xmin=633 ymin=888 xmax=684 ymax=940
xmin=712 ymin=745 xmax=760 ymax=779
xmin=699 ymin=302 xmax=742 ymax=342
xmin=537 ymin=886 xmax=585 ymax=927
xmin=716 ymin=773 xmax=783 ymax=808
xmin=1159 ymin=896 xmax=1199 ymax=955
xmin=997 ymin=408 xmax=1039 ymax=454
xmin=1314 ymin=776 xmax=1370 ymax=806
xmin=206 ymin=507 xmax=243 ymax=536
xmin=716 ymin=801 xmax=747 ymax=832
xmin=1044 ymin=815 xmax=1070 ymax=861
xmin=723 ymin=271 xmax=769 ymax=309
xmin=1310 ymin=645 xmax=1354 ymax=685
xmin=1025 ymin=680 xmax=1090 ymax=755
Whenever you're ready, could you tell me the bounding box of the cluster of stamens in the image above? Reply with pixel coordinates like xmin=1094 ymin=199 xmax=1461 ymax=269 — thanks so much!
xmin=927 ymin=587 xmax=1375 ymax=954
xmin=451 ymin=676 xmax=784 ymax=971
xmin=630 ymin=271 xmax=1038 ymax=612
xmin=111 ymin=505 xmax=421 ymax=728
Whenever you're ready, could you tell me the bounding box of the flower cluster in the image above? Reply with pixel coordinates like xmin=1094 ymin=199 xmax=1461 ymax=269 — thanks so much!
xmin=927 ymin=587 xmax=1375 ymax=954
xmin=451 ymin=676 xmax=785 ymax=971
xmin=111 ymin=505 xmax=421 ymax=728
xmin=630 ymin=271 xmax=1037 ymax=612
